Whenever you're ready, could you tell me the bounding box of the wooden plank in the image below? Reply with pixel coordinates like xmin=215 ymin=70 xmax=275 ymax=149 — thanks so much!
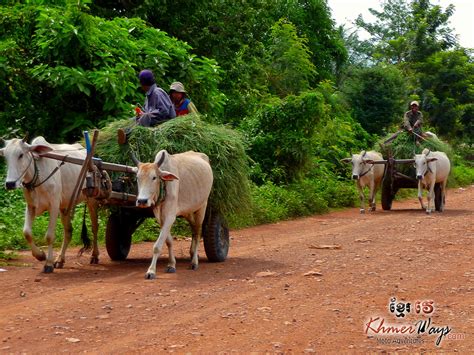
xmin=393 ymin=159 xmax=415 ymax=164
xmin=41 ymin=152 xmax=136 ymax=174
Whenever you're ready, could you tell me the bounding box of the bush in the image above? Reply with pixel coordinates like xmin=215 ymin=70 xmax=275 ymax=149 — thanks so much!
xmin=449 ymin=165 xmax=474 ymax=187
xmin=242 ymin=83 xmax=372 ymax=184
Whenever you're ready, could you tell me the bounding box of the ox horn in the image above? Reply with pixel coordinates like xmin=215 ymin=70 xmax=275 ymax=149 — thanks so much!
xmin=361 ymin=150 xmax=367 ymax=158
xmin=156 ymin=151 xmax=165 ymax=167
xmin=22 ymin=132 xmax=29 ymax=143
xmin=130 ymin=152 xmax=141 ymax=166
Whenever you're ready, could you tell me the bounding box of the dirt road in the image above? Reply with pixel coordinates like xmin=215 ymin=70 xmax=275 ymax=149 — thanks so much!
xmin=1 ymin=186 xmax=473 ymax=353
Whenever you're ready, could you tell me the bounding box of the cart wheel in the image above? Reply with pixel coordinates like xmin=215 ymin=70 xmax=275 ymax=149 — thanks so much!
xmin=106 ymin=210 xmax=140 ymax=261
xmin=434 ymin=183 xmax=443 ymax=212
xmin=202 ymin=210 xmax=229 ymax=262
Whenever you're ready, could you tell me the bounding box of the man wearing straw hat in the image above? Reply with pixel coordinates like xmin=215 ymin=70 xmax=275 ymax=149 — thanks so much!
xmin=169 ymin=81 xmax=198 ymax=116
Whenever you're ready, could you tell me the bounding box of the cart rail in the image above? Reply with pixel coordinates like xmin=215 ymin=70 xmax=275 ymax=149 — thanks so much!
xmin=40 ymin=152 xmax=136 ymax=174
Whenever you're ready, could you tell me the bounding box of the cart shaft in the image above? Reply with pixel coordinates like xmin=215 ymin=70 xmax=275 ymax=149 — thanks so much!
xmin=41 ymin=152 xmax=136 ymax=174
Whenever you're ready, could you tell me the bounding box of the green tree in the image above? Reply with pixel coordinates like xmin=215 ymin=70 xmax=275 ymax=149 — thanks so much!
xmin=342 ymin=65 xmax=407 ymax=135
xmin=90 ymin=0 xmax=347 ymax=123
xmin=417 ymin=49 xmax=474 ymax=141
xmin=265 ymin=19 xmax=316 ymax=98
xmin=355 ymin=0 xmax=456 ymax=65
xmin=241 ymin=83 xmax=371 ymax=184
xmin=278 ymin=0 xmax=348 ymax=81
xmin=0 ymin=3 xmax=224 ymax=141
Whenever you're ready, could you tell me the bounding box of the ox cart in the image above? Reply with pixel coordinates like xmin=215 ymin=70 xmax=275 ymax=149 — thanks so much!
xmin=41 ymin=130 xmax=230 ymax=263
xmin=374 ymin=150 xmax=444 ymax=212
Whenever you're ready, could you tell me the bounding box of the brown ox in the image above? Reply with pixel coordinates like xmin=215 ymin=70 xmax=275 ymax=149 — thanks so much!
xmin=133 ymin=150 xmax=213 ymax=280
xmin=0 ymin=137 xmax=99 ymax=273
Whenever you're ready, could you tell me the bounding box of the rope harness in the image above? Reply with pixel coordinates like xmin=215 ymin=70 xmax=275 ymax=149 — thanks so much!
xmin=359 ymin=163 xmax=374 ymax=178
xmin=22 ymin=152 xmax=68 ymax=190
xmin=156 ymin=179 xmax=166 ymax=204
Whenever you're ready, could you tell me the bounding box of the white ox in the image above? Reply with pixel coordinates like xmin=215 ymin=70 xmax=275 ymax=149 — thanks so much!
xmin=414 ymin=148 xmax=450 ymax=214
xmin=342 ymin=150 xmax=385 ymax=213
xmin=0 ymin=137 xmax=99 ymax=272
xmin=133 ymin=149 xmax=213 ymax=280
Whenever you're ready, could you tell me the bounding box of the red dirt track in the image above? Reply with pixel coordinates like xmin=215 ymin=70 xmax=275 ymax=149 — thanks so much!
xmin=0 ymin=186 xmax=473 ymax=353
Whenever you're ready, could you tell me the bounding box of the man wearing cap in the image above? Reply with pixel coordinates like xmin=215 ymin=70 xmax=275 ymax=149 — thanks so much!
xmin=118 ymin=69 xmax=176 ymax=144
xmin=169 ymin=81 xmax=198 ymax=116
xmin=383 ymin=100 xmax=425 ymax=145
xmin=403 ymin=101 xmax=423 ymax=135
xmin=136 ymin=70 xmax=176 ymax=126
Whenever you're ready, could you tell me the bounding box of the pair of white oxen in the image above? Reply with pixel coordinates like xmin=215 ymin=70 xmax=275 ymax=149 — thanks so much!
xmin=341 ymin=150 xmax=451 ymax=214
xmin=0 ymin=137 xmax=213 ymax=279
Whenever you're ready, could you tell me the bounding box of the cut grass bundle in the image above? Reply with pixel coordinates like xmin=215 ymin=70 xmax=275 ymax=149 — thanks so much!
xmin=377 ymin=131 xmax=453 ymax=159
xmin=94 ymin=114 xmax=251 ymax=219
xmin=376 ymin=130 xmax=453 ymax=176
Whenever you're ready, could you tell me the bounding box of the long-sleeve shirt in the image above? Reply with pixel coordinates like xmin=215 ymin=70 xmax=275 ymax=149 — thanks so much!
xmin=143 ymin=84 xmax=176 ymax=124
xmin=403 ymin=110 xmax=423 ymax=131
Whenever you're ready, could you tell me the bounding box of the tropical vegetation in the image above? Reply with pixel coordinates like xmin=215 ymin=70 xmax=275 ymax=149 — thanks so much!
xmin=0 ymin=0 xmax=472 ymax=253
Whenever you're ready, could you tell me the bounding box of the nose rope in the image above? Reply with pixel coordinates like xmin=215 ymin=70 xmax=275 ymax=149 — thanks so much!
xmin=358 ymin=163 xmax=374 ymax=178
xmin=10 ymin=152 xmax=35 ymax=187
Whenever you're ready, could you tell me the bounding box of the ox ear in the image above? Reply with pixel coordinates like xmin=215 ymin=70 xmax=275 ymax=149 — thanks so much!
xmin=427 ymin=157 xmax=438 ymax=162
xmin=340 ymin=158 xmax=352 ymax=163
xmin=159 ymin=170 xmax=179 ymax=181
xmin=29 ymin=144 xmax=53 ymax=157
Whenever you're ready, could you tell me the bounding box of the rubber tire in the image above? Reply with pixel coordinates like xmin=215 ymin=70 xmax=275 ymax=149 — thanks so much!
xmin=105 ymin=212 xmax=134 ymax=261
xmin=202 ymin=212 xmax=229 ymax=262
xmin=434 ymin=183 xmax=443 ymax=212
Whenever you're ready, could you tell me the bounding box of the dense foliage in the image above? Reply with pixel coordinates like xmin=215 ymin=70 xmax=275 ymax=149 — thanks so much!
xmin=0 ymin=2 xmax=224 ymax=141
xmin=0 ymin=0 xmax=473 ymax=254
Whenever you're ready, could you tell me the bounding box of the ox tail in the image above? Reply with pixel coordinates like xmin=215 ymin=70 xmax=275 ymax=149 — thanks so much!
xmin=78 ymin=204 xmax=91 ymax=255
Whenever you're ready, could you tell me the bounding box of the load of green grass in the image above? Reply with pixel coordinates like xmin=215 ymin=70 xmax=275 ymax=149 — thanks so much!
xmin=94 ymin=114 xmax=251 ymax=219
xmin=376 ymin=130 xmax=453 ymax=176
xmin=376 ymin=131 xmax=453 ymax=159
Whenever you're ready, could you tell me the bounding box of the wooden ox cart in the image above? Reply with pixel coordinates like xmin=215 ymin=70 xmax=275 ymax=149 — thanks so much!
xmin=41 ymin=130 xmax=229 ymax=263
xmin=372 ymin=151 xmax=444 ymax=212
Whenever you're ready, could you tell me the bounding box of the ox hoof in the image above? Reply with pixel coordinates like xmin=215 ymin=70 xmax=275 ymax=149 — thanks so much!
xmin=43 ymin=265 xmax=54 ymax=273
xmin=145 ymin=272 xmax=156 ymax=280
xmin=426 ymin=210 xmax=431 ymax=215
xmin=165 ymin=267 xmax=176 ymax=273
xmin=359 ymin=209 xmax=365 ymax=214
xmin=191 ymin=264 xmax=199 ymax=271
xmin=90 ymin=257 xmax=99 ymax=265
xmin=53 ymin=261 xmax=64 ymax=269
xmin=370 ymin=206 xmax=376 ymax=212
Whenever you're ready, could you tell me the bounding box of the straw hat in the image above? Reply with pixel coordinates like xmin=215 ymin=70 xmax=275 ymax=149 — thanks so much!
xmin=169 ymin=82 xmax=186 ymax=93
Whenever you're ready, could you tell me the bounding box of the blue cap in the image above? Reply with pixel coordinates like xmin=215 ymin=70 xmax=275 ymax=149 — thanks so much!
xmin=138 ymin=70 xmax=155 ymax=86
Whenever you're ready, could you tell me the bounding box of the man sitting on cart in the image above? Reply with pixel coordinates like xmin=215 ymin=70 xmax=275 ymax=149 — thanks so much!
xmin=117 ymin=69 xmax=176 ymax=144
xmin=384 ymin=100 xmax=427 ymax=145
xmin=403 ymin=101 xmax=423 ymax=137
